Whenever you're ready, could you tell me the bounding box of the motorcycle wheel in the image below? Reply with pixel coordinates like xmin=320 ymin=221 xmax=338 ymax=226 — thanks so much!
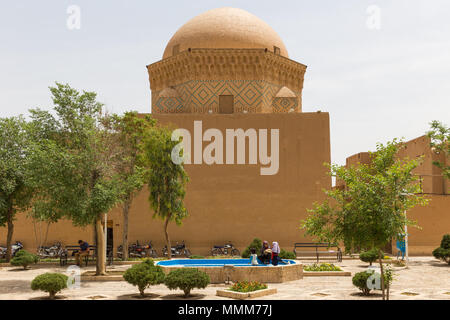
xmin=184 ymin=249 xmax=192 ymax=258
xmin=211 ymin=248 xmax=222 ymax=256
xmin=231 ymin=249 xmax=240 ymax=257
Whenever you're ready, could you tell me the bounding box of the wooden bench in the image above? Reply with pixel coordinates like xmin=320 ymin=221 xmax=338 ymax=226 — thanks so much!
xmin=60 ymin=245 xmax=113 ymax=267
xmin=293 ymin=243 xmax=342 ymax=262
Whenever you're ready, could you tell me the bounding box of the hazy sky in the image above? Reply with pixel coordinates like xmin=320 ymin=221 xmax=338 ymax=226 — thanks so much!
xmin=0 ymin=0 xmax=449 ymax=165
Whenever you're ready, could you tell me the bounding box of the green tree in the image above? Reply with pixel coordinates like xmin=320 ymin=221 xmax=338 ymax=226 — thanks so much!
xmin=28 ymin=83 xmax=124 ymax=275
xmin=109 ymin=112 xmax=156 ymax=261
xmin=427 ymin=121 xmax=449 ymax=180
xmin=143 ymin=126 xmax=189 ymax=259
xmin=301 ymin=139 xmax=428 ymax=300
xmin=0 ymin=117 xmax=34 ymax=262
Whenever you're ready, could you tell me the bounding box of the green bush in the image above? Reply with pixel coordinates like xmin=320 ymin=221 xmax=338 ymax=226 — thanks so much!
xmin=31 ymin=273 xmax=68 ymax=299
xmin=189 ymin=255 xmax=205 ymax=260
xmin=279 ymin=249 xmax=296 ymax=260
xmin=359 ymin=248 xmax=383 ymax=266
xmin=432 ymin=234 xmax=450 ymax=265
xmin=10 ymin=250 xmax=38 ymax=269
xmin=164 ymin=268 xmax=210 ymax=297
xmin=123 ymin=259 xmax=165 ymax=297
xmin=352 ymin=270 xmax=375 ymax=296
xmin=242 ymin=238 xmax=263 ymax=258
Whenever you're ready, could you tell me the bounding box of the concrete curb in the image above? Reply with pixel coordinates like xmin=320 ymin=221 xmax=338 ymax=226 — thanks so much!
xmin=216 ymin=288 xmax=277 ymax=300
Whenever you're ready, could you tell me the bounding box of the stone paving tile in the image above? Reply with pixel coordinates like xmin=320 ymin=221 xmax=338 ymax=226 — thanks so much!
xmin=0 ymin=257 xmax=448 ymax=300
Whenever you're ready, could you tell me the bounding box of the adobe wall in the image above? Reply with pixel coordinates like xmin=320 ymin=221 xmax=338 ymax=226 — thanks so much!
xmin=402 ymin=194 xmax=450 ymax=255
xmin=1 ymin=113 xmax=331 ymax=256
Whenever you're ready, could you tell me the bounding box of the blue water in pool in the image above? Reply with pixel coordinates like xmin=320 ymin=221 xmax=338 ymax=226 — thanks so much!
xmin=156 ymin=259 xmax=296 ymax=267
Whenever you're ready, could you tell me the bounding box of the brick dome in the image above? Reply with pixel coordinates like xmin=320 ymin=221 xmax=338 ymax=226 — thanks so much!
xmin=163 ymin=7 xmax=289 ymax=59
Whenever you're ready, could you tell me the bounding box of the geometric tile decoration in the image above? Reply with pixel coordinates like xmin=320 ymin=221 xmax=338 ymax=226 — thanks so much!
xmin=152 ymin=80 xmax=300 ymax=114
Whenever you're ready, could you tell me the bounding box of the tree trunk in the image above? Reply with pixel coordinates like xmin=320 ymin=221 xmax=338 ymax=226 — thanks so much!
xmin=122 ymin=195 xmax=132 ymax=261
xmin=43 ymin=221 xmax=51 ymax=246
xmin=5 ymin=205 xmax=14 ymax=262
xmin=95 ymin=215 xmax=107 ymax=276
xmin=378 ymin=250 xmax=385 ymax=301
xmin=49 ymin=291 xmax=56 ymax=299
xmin=164 ymin=215 xmax=172 ymax=260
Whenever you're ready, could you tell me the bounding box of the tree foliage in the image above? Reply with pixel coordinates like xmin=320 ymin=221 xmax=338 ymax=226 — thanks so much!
xmin=0 ymin=116 xmax=34 ymax=261
xmin=28 ymin=83 xmax=125 ymax=275
xmin=427 ymin=121 xmax=449 ymax=180
xmin=143 ymin=126 xmax=189 ymax=259
xmin=108 ymin=112 xmax=156 ymax=260
xmin=301 ymin=139 xmax=429 ymax=299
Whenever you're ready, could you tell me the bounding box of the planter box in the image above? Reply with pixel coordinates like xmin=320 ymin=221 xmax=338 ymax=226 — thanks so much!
xmin=303 ymin=271 xmax=351 ymax=277
xmin=216 ymin=288 xmax=277 ymax=300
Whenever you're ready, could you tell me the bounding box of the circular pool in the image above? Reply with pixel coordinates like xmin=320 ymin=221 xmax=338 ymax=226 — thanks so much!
xmin=156 ymin=259 xmax=302 ymax=283
xmin=156 ymin=258 xmax=296 ymax=267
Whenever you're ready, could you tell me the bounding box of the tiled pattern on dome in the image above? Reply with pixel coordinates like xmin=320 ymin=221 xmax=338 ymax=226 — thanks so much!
xmin=154 ymin=96 xmax=185 ymax=114
xmin=152 ymin=80 xmax=300 ymax=114
xmin=272 ymin=97 xmax=299 ymax=113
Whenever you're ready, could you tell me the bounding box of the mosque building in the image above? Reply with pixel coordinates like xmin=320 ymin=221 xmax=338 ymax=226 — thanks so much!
xmin=4 ymin=8 xmax=448 ymax=256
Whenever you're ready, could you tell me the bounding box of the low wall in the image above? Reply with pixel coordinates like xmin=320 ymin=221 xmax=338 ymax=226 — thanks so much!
xmin=159 ymin=263 xmax=303 ymax=284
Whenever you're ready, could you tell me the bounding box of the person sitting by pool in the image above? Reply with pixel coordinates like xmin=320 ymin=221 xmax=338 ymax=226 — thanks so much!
xmin=258 ymin=241 xmax=272 ymax=264
xmin=249 ymin=248 xmax=259 ymax=265
xmin=271 ymin=242 xmax=281 ymax=266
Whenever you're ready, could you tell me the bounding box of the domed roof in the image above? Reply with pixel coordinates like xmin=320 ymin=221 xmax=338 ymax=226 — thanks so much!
xmin=163 ymin=7 xmax=289 ymax=59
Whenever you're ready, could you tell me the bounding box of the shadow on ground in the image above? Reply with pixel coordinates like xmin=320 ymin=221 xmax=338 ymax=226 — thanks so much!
xmin=29 ymin=295 xmax=67 ymax=300
xmin=117 ymin=293 xmax=161 ymax=300
xmin=161 ymin=293 xmax=207 ymax=300
xmin=0 ymin=280 xmax=32 ymax=294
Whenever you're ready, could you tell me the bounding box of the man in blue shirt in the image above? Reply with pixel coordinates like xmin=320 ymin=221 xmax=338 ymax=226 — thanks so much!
xmin=75 ymin=240 xmax=90 ymax=267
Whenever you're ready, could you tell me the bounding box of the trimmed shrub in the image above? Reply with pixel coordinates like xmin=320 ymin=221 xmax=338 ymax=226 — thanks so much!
xmin=31 ymin=273 xmax=68 ymax=299
xmin=432 ymin=234 xmax=450 ymax=265
xmin=164 ymin=268 xmax=210 ymax=297
xmin=242 ymin=238 xmax=263 ymax=258
xmin=359 ymin=248 xmax=383 ymax=266
xmin=352 ymin=270 xmax=375 ymax=296
xmin=279 ymin=249 xmax=296 ymax=260
xmin=123 ymin=259 xmax=165 ymax=297
xmin=10 ymin=250 xmax=38 ymax=269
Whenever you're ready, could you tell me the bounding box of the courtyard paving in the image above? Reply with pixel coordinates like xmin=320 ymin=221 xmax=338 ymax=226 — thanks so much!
xmin=0 ymin=257 xmax=448 ymax=300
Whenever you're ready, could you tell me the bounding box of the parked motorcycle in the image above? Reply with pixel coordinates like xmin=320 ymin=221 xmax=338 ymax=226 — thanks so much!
xmin=211 ymin=242 xmax=240 ymax=256
xmin=37 ymin=242 xmax=64 ymax=259
xmin=162 ymin=241 xmax=191 ymax=258
xmin=117 ymin=241 xmax=158 ymax=259
xmin=0 ymin=241 xmax=24 ymax=259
